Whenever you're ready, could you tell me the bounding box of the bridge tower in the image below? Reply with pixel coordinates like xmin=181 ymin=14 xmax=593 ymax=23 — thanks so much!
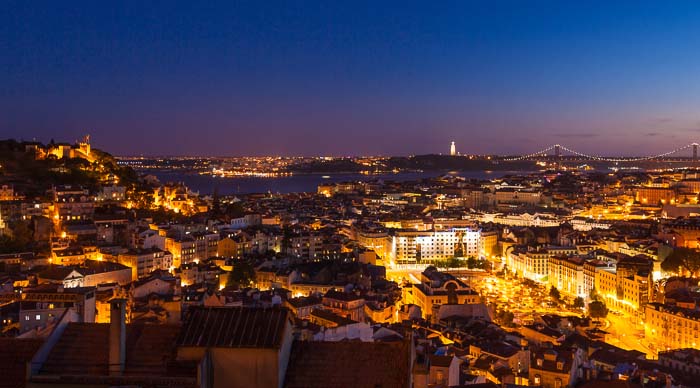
xmin=694 ymin=143 xmax=698 ymax=162
xmin=553 ymin=144 xmax=562 ymax=170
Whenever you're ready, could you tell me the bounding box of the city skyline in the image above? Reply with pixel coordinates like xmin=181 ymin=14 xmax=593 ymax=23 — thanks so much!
xmin=4 ymin=1 xmax=700 ymax=156
xmin=7 ymin=2 xmax=700 ymax=385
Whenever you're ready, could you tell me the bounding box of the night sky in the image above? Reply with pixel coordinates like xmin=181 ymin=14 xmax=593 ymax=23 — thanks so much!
xmin=3 ymin=1 xmax=700 ymax=156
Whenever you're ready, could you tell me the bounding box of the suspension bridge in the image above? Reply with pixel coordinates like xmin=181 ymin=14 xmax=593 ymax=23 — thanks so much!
xmin=502 ymin=142 xmax=700 ymax=163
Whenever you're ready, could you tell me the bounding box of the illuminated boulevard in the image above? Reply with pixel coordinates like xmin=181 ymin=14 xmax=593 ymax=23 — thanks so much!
xmin=388 ymin=265 xmax=655 ymax=358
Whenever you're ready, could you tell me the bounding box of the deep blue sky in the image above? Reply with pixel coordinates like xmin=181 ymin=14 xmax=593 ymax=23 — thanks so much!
xmin=3 ymin=1 xmax=700 ymax=156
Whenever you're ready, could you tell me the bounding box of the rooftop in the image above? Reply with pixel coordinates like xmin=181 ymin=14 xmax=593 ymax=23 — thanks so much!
xmin=177 ymin=306 xmax=291 ymax=349
xmin=285 ymin=340 xmax=411 ymax=388
xmin=38 ymin=323 xmax=190 ymax=381
xmin=0 ymin=338 xmax=43 ymax=388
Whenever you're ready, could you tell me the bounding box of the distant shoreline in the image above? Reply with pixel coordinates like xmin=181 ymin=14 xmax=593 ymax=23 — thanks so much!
xmin=147 ymin=170 xmax=537 ymax=195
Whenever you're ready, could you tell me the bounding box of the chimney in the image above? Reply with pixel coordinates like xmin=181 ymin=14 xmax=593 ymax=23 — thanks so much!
xmin=109 ymin=298 xmax=127 ymax=376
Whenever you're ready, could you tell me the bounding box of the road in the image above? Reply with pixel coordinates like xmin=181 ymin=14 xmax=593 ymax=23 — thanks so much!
xmin=604 ymin=313 xmax=654 ymax=358
xmin=468 ymin=272 xmax=655 ymax=358
xmin=386 ymin=267 xmax=655 ymax=358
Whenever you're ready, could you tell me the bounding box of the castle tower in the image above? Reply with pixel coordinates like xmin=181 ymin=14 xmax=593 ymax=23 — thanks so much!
xmin=450 ymin=141 xmax=456 ymax=156
xmin=79 ymin=134 xmax=91 ymax=157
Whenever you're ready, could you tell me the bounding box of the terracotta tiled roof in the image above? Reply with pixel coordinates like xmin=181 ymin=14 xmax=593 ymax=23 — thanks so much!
xmin=310 ymin=308 xmax=356 ymax=326
xmin=0 ymin=338 xmax=43 ymax=388
xmin=285 ymin=340 xmax=411 ymax=388
xmin=177 ymin=306 xmax=291 ymax=348
xmin=40 ymin=322 xmax=183 ymax=377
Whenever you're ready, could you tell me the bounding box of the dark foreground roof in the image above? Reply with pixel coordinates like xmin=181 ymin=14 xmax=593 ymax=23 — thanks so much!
xmin=0 ymin=338 xmax=43 ymax=388
xmin=177 ymin=306 xmax=291 ymax=349
xmin=285 ymin=340 xmax=411 ymax=388
xmin=36 ymin=322 xmax=194 ymax=385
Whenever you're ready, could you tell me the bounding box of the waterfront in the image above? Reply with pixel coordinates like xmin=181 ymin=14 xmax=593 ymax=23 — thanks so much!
xmin=149 ymin=170 xmax=534 ymax=195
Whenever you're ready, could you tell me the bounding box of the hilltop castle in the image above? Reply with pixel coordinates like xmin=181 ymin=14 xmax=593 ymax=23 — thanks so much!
xmin=27 ymin=135 xmax=96 ymax=163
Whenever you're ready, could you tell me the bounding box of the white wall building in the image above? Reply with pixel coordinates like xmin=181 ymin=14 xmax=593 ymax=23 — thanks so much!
xmin=389 ymin=227 xmax=481 ymax=266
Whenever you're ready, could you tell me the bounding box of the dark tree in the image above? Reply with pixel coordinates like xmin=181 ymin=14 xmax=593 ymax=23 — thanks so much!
xmin=573 ymin=297 xmax=585 ymax=309
xmin=589 ymin=300 xmax=608 ymax=320
xmin=227 ymin=261 xmax=256 ymax=288
xmin=496 ymin=310 xmax=515 ymax=327
xmin=224 ymin=202 xmax=245 ymax=219
xmin=549 ymin=286 xmax=561 ymax=301
xmin=211 ymin=187 xmax=221 ymax=216
xmin=662 ymin=247 xmax=700 ymax=275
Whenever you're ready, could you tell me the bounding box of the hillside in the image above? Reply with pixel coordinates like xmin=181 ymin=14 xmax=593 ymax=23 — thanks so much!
xmin=0 ymin=139 xmax=139 ymax=198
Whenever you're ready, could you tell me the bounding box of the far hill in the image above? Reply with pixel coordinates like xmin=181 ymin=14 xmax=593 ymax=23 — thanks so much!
xmin=285 ymin=154 xmax=538 ymax=174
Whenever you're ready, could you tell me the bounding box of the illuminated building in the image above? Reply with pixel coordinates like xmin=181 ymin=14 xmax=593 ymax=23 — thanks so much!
xmin=507 ymin=246 xmax=577 ymax=283
xmin=229 ymin=214 xmax=262 ymax=229
xmin=450 ymin=141 xmax=456 ymax=156
xmin=217 ymin=235 xmax=250 ymax=258
xmin=153 ymin=182 xmax=200 ymax=215
xmin=0 ymin=185 xmax=17 ymax=201
xmin=529 ymin=348 xmax=580 ymax=388
xmin=569 ymin=217 xmax=612 ymax=231
xmin=478 ymin=212 xmax=559 ymax=227
xmin=96 ymin=184 xmax=126 ymax=202
xmin=480 ymin=229 xmax=499 ymax=257
xmin=178 ymin=261 xmax=223 ymax=286
xmin=508 ymin=249 xmax=550 ymax=283
xmin=595 ymin=256 xmax=653 ymax=316
xmin=191 ymin=231 xmax=220 ymax=261
xmin=659 ymin=217 xmax=700 ymax=249
xmin=19 ymin=284 xmax=96 ymax=334
xmin=322 ymin=289 xmax=366 ymax=322
xmin=493 ymin=189 xmax=544 ymax=207
xmin=72 ymin=135 xmax=93 ymax=161
xmin=51 ymin=185 xmax=95 ymax=222
xmin=645 ymin=303 xmax=700 ymax=351
xmin=548 ymin=256 xmax=586 ymax=297
xmin=389 ymin=227 xmax=481 ymax=266
xmin=46 ymin=143 xmax=73 ymax=159
xmin=317 ymin=182 xmax=363 ymax=197
xmin=165 ymin=236 xmax=196 ymax=267
xmin=287 ymin=233 xmax=323 ymax=260
xmin=51 ymin=245 xmax=89 ymax=266
xmin=364 ymin=301 xmax=395 ymax=323
xmin=405 ymin=266 xmax=480 ymax=319
xmin=37 ymin=259 xmax=132 ymax=288
xmin=20 ymin=201 xmax=52 ymax=220
xmin=636 ymin=187 xmax=675 ymax=205
xmin=658 ymin=348 xmax=700 ymax=375
xmin=39 ymin=135 xmax=96 ymax=163
xmin=356 ymin=230 xmax=390 ymax=259
xmin=583 ymin=260 xmax=609 ymax=299
xmin=317 ymin=184 xmax=333 ymax=197
xmin=118 ymin=248 xmax=174 ymax=281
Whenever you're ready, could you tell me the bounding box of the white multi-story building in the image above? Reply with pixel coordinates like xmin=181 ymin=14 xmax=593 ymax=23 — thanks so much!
xmin=478 ymin=212 xmax=560 ymax=227
xmin=548 ymin=256 xmax=586 ymax=297
xmin=96 ymin=185 xmax=126 ymax=202
xmin=118 ymin=248 xmax=174 ymax=280
xmin=389 ymin=227 xmax=481 ymax=266
xmin=507 ymin=249 xmax=551 ymax=283
xmin=506 ymin=246 xmax=579 ymax=284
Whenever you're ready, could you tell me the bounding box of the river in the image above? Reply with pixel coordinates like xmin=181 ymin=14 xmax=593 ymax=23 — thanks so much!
xmin=148 ymin=170 xmax=536 ymax=195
